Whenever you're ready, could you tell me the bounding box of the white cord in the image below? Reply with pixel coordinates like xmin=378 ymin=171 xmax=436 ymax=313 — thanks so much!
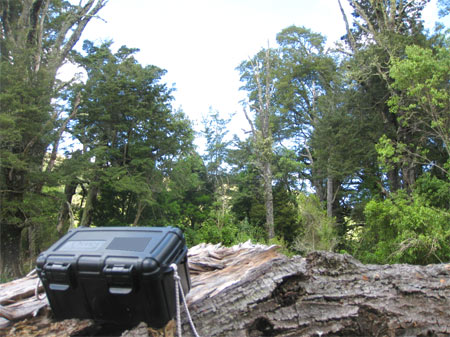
xmin=35 ymin=274 xmax=45 ymax=300
xmin=27 ymin=268 xmax=45 ymax=300
xmin=26 ymin=268 xmax=37 ymax=277
xmin=170 ymin=263 xmax=201 ymax=337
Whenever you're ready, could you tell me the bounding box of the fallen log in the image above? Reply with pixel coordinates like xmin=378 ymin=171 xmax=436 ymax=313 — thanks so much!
xmin=0 ymin=242 xmax=449 ymax=336
xmin=0 ymin=271 xmax=47 ymax=329
xmin=0 ymin=270 xmax=44 ymax=306
xmin=183 ymin=248 xmax=450 ymax=336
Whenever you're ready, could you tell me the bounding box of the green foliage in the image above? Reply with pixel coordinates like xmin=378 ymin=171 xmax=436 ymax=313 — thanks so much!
xmin=228 ymin=141 xmax=267 ymax=229
xmin=292 ymin=193 xmax=338 ymax=254
xmin=3 ymin=1 xmax=450 ymax=279
xmin=267 ymin=236 xmax=295 ymax=257
xmin=190 ymin=217 xmax=238 ymax=246
xmin=201 ymin=108 xmax=232 ymax=180
xmin=339 ymin=217 xmax=364 ymax=256
xmin=414 ymin=171 xmax=450 ymax=209
xmin=356 ymin=182 xmax=450 ymax=264
xmin=0 ymin=0 xmax=107 ymax=277
xmin=67 ymin=41 xmax=195 ymax=228
xmin=167 ymin=153 xmax=213 ymax=227
xmin=437 ymin=0 xmax=450 ymax=17
xmin=375 ymin=134 xmax=423 ymax=174
xmin=273 ymin=186 xmax=299 ymax=244
xmin=388 ymin=44 xmax=450 ymax=164
xmin=181 ymin=210 xmax=264 ymax=248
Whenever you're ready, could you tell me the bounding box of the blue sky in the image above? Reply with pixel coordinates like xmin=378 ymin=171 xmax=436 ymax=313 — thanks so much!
xmin=63 ymin=0 xmax=448 ymax=148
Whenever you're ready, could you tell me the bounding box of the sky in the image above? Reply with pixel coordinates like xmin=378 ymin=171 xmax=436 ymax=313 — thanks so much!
xmin=66 ymin=0 xmax=448 ymax=148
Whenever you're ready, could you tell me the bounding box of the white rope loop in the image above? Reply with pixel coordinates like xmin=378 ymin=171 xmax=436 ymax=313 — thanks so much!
xmin=170 ymin=263 xmax=201 ymax=337
xmin=28 ymin=268 xmax=45 ymax=301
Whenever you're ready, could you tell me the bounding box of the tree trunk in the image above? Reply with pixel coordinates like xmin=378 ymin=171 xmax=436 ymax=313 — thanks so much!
xmin=0 ymin=224 xmax=23 ymax=279
xmin=27 ymin=224 xmax=39 ymax=263
xmin=132 ymin=201 xmax=146 ymax=226
xmin=0 ymin=168 xmax=26 ymax=278
xmin=387 ymin=166 xmax=401 ymax=192
xmin=79 ymin=183 xmax=98 ymax=227
xmin=263 ymin=162 xmax=275 ymax=239
xmin=326 ymin=175 xmax=333 ymax=218
xmin=242 ymin=47 xmax=275 ymax=240
xmin=56 ymin=182 xmax=78 ymax=235
xmin=1 ymin=244 xmax=449 ymax=336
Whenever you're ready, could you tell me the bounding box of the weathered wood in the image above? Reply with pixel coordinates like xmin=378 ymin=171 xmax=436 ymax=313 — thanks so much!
xmin=181 ymin=249 xmax=450 ymax=337
xmin=1 ymin=242 xmax=449 ymax=336
xmin=0 ymin=271 xmax=43 ymax=305
xmin=3 ymin=312 xmax=95 ymax=337
xmin=0 ymin=272 xmax=47 ymax=328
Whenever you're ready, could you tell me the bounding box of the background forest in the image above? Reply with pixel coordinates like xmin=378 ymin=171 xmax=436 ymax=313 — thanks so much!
xmin=1 ymin=0 xmax=449 ymax=280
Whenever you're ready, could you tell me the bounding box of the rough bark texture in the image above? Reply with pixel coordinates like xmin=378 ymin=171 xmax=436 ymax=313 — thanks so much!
xmin=185 ymin=244 xmax=450 ymax=337
xmin=263 ymin=162 xmax=275 ymax=239
xmin=1 ymin=243 xmax=449 ymax=336
xmin=326 ymin=175 xmax=333 ymax=218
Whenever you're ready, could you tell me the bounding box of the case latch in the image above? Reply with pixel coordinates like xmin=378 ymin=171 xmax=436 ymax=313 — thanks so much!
xmin=103 ymin=264 xmax=136 ymax=295
xmin=43 ymin=262 xmax=75 ymax=291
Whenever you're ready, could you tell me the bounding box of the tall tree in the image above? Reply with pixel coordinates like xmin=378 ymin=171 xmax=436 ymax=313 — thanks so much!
xmin=68 ymin=41 xmax=194 ymax=228
xmin=238 ymin=48 xmax=276 ymax=239
xmin=201 ymin=109 xmax=232 ymax=227
xmin=0 ymin=0 xmax=107 ymax=277
xmin=274 ymin=26 xmax=345 ymax=217
xmin=339 ymin=0 xmax=431 ymax=192
xmin=201 ymin=109 xmax=232 ymax=184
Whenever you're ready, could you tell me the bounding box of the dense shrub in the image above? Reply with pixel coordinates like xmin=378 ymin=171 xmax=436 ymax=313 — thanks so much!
xmin=356 ymin=183 xmax=450 ymax=264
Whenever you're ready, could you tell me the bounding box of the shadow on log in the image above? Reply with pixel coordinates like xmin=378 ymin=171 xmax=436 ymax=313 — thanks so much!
xmin=1 ymin=242 xmax=449 ymax=336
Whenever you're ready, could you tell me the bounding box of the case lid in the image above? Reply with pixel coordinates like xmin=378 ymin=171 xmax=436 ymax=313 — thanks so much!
xmin=36 ymin=226 xmax=186 ymax=276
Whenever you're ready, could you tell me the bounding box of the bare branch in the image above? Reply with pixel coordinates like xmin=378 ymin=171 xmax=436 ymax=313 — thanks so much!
xmin=350 ymin=0 xmax=381 ymax=44
xmin=33 ymin=0 xmax=50 ymax=73
xmin=46 ymin=93 xmax=82 ymax=173
xmin=337 ymin=0 xmax=356 ymax=52
xmin=243 ymin=106 xmax=256 ymax=137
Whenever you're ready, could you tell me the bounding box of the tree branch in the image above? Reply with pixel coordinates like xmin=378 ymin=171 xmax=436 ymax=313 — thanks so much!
xmin=243 ymin=106 xmax=256 ymax=137
xmin=45 ymin=93 xmax=82 ymax=173
xmin=337 ymin=0 xmax=356 ymax=52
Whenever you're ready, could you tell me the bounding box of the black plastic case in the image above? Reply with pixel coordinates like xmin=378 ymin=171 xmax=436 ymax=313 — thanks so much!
xmin=36 ymin=226 xmax=190 ymax=328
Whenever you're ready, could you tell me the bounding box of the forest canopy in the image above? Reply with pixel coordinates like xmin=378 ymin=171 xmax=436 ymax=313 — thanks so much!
xmin=1 ymin=0 xmax=449 ymax=279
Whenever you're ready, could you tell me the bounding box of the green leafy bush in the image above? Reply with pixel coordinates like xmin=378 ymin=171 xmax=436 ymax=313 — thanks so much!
xmin=357 ymin=185 xmax=450 ymax=264
xmin=181 ymin=210 xmax=265 ymax=247
xmin=292 ymin=193 xmax=338 ymax=254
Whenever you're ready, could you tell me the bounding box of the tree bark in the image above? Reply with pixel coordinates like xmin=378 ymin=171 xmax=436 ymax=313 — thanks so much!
xmin=1 ymin=244 xmax=449 ymax=336
xmin=56 ymin=182 xmax=78 ymax=235
xmin=79 ymin=183 xmax=98 ymax=227
xmin=263 ymin=162 xmax=275 ymax=239
xmin=0 ymin=224 xmax=23 ymax=278
xmin=326 ymin=174 xmax=333 ymax=218
xmin=183 ymin=246 xmax=450 ymax=337
xmin=132 ymin=201 xmax=146 ymax=226
xmin=337 ymin=0 xmax=356 ymax=52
